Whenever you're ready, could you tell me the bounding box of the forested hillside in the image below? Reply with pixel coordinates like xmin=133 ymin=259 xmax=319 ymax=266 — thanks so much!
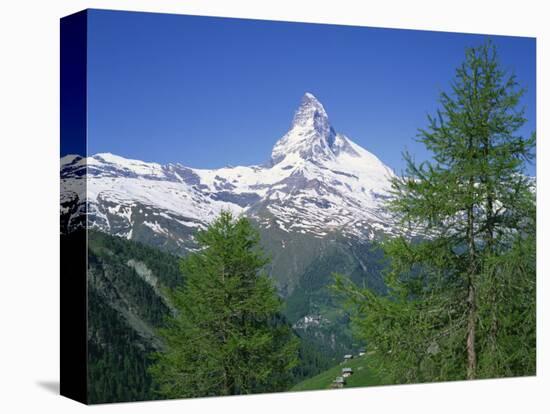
xmin=86 ymin=230 xmax=182 ymax=403
xmin=82 ymin=229 xmax=334 ymax=403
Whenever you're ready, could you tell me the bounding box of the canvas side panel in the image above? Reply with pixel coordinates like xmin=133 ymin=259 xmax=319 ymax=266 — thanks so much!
xmin=60 ymin=9 xmax=88 ymax=405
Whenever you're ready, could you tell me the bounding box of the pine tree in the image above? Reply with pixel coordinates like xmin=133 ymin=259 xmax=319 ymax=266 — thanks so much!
xmin=149 ymin=212 xmax=299 ymax=398
xmin=334 ymin=41 xmax=535 ymax=383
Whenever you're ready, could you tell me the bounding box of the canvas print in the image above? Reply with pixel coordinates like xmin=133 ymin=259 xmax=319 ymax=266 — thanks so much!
xmin=60 ymin=9 xmax=536 ymax=404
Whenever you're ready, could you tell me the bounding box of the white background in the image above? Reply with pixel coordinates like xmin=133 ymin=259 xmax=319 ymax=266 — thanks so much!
xmin=0 ymin=0 xmax=548 ymax=412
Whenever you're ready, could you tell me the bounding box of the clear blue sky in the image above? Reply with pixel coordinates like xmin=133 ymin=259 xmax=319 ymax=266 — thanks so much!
xmin=84 ymin=9 xmax=536 ymax=175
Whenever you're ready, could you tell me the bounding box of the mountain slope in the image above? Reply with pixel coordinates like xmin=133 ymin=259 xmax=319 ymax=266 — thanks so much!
xmin=84 ymin=229 xmax=183 ymax=403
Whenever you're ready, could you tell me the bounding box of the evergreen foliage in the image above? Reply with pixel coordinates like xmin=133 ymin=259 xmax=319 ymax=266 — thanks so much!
xmin=333 ymin=41 xmax=535 ymax=383
xmin=149 ymin=212 xmax=299 ymax=398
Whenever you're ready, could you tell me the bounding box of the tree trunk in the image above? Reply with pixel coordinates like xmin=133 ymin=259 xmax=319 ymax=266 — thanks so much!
xmin=482 ymin=117 xmax=498 ymax=359
xmin=466 ymin=205 xmax=477 ymax=380
xmin=466 ymin=277 xmax=477 ymax=379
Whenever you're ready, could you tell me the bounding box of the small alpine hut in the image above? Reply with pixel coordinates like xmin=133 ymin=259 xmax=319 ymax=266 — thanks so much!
xmin=343 ymin=354 xmax=353 ymax=361
xmin=331 ymin=376 xmax=346 ymax=389
xmin=342 ymin=367 xmax=353 ymax=378
xmin=358 ymin=348 xmax=366 ymax=357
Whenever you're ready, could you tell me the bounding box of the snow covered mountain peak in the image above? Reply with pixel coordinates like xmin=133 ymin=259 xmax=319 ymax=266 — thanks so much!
xmin=291 ymin=92 xmax=330 ymax=130
xmin=271 ymin=93 xmax=360 ymax=166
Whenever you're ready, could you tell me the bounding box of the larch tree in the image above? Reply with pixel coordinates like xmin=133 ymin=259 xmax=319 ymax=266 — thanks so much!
xmin=149 ymin=212 xmax=299 ymax=398
xmin=334 ymin=41 xmax=535 ymax=383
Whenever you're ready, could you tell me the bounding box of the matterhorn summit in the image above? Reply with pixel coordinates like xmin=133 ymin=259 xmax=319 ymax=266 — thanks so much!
xmin=271 ymin=92 xmax=359 ymax=165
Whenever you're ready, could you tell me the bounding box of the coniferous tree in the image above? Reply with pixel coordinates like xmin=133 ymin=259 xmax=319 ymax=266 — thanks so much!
xmin=334 ymin=41 xmax=535 ymax=383
xmin=149 ymin=212 xmax=299 ymax=398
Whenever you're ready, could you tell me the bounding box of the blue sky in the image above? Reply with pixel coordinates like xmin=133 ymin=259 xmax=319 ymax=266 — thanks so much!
xmin=84 ymin=9 xmax=536 ymax=175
